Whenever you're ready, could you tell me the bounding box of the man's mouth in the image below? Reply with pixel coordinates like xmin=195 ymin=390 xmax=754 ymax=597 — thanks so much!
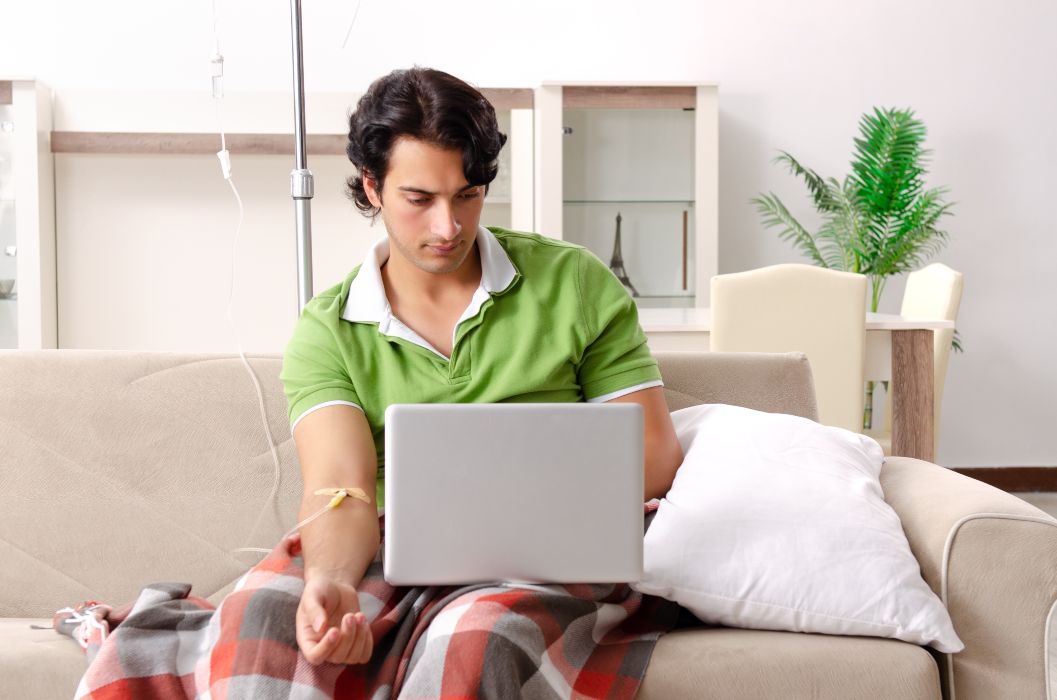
xmin=428 ymin=242 xmax=460 ymax=254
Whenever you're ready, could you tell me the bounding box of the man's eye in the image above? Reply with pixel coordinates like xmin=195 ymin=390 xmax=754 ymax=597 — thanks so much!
xmin=460 ymin=191 xmax=481 ymax=200
xmin=409 ymin=198 xmax=430 ymax=206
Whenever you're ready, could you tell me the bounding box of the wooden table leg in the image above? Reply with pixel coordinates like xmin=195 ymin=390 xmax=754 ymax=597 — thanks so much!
xmin=891 ymin=329 xmax=935 ymax=462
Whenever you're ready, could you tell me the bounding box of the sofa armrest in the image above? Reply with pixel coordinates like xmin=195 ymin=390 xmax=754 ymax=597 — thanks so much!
xmin=880 ymin=457 xmax=1057 ymax=700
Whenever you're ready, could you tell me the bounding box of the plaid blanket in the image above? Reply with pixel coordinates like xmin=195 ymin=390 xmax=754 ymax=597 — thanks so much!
xmin=56 ymin=515 xmax=678 ymax=699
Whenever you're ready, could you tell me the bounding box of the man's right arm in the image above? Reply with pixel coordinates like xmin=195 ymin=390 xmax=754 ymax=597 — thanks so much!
xmin=292 ymin=404 xmax=380 ymax=664
xmin=294 ymin=403 xmax=379 ymax=584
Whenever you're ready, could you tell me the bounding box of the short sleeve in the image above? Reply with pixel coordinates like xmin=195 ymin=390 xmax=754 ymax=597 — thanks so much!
xmin=575 ymin=248 xmax=662 ymax=401
xmin=280 ymin=294 xmax=362 ymax=431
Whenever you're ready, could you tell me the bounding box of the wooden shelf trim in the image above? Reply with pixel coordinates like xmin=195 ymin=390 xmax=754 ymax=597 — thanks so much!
xmin=480 ymin=88 xmax=534 ymax=110
xmin=563 ymin=86 xmax=696 ymax=109
xmin=51 ymin=132 xmax=349 ymax=155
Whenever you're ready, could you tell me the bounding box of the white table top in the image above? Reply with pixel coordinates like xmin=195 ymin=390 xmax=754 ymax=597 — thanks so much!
xmin=638 ymin=307 xmax=955 ymax=333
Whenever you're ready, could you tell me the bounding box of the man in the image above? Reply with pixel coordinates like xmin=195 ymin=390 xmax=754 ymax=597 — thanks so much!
xmin=280 ymin=66 xmax=683 ymax=693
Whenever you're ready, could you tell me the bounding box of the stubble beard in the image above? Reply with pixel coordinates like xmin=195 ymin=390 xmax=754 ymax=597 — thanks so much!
xmin=388 ymin=228 xmax=472 ymax=276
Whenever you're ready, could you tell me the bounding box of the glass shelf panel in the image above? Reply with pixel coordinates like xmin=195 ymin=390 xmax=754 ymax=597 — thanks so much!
xmin=565 ymin=200 xmax=694 ymax=205
xmin=562 ymin=200 xmax=695 ymax=305
xmin=562 ymin=108 xmax=694 ymax=202
xmin=0 ymin=102 xmax=16 ymax=348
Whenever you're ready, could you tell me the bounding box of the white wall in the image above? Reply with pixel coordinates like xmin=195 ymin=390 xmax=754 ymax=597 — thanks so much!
xmin=2 ymin=0 xmax=1055 ymax=467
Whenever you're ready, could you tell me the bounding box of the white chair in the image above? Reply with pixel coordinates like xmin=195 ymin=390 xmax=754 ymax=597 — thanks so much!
xmin=872 ymin=263 xmax=964 ymax=455
xmin=710 ymin=264 xmax=867 ymax=432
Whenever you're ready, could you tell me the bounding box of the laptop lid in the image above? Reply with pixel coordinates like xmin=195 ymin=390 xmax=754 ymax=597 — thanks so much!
xmin=383 ymin=403 xmax=644 ymax=586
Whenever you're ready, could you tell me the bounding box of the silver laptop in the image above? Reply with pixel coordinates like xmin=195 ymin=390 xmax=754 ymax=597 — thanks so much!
xmin=383 ymin=403 xmax=644 ymax=585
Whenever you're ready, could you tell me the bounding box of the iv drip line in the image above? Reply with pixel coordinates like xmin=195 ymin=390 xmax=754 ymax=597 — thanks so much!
xmin=208 ymin=0 xmax=372 ymax=557
xmin=341 ymin=0 xmax=364 ymax=49
xmin=209 ymin=0 xmax=285 ymax=557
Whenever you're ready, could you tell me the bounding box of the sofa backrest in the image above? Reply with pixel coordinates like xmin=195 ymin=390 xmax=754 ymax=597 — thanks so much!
xmin=0 ymin=351 xmax=298 ymax=618
xmin=0 ymin=350 xmax=816 ymax=617
xmin=654 ymin=351 xmax=817 ymax=419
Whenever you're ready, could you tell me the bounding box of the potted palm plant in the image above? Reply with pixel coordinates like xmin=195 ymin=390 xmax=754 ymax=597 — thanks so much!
xmin=753 ymin=107 xmax=956 ymax=429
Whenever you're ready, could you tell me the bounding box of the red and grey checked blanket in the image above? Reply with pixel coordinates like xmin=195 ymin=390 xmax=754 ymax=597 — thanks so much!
xmin=56 ymin=514 xmax=678 ymax=699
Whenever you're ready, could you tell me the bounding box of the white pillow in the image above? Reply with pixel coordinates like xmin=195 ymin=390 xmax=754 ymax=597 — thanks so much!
xmin=632 ymin=404 xmax=963 ymax=653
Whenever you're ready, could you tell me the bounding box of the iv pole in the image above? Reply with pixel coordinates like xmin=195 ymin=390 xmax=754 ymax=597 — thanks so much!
xmin=289 ymin=0 xmax=314 ymax=314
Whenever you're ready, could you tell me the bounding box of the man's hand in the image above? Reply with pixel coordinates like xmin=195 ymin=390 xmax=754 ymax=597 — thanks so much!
xmin=296 ymin=575 xmax=374 ymax=666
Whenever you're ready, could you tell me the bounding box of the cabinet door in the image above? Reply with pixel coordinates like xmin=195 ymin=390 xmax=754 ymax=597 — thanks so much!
xmin=563 ymin=105 xmax=695 ymax=308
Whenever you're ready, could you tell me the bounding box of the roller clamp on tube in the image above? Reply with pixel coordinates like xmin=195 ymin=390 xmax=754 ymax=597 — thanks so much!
xmin=210 ymin=53 xmax=225 ymax=99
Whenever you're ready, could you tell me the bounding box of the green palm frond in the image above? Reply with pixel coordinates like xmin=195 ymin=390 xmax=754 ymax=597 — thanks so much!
xmin=814 ymin=221 xmax=851 ymax=270
xmin=869 ymin=188 xmax=952 ymax=276
xmin=774 ymin=151 xmax=840 ymax=213
xmin=816 ymin=178 xmax=865 ymax=271
xmin=751 ymin=192 xmax=828 ymax=267
xmin=851 ymin=108 xmax=929 ymax=219
xmin=849 ymin=108 xmax=933 ymax=260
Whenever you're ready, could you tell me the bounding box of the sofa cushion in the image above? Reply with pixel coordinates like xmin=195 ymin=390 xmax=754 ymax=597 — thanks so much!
xmin=638 ymin=628 xmax=941 ymax=699
xmin=0 ymin=618 xmax=85 ymax=700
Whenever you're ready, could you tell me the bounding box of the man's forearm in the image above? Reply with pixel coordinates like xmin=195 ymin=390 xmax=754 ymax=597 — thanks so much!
xmin=298 ymin=496 xmax=380 ymax=587
xmin=607 ymin=386 xmax=684 ymax=501
xmin=644 ymin=444 xmax=683 ymax=500
xmin=643 ymin=421 xmax=684 ymax=500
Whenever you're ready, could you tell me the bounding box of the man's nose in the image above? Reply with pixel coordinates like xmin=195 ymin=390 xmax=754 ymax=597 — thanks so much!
xmin=430 ymin=201 xmax=462 ymax=240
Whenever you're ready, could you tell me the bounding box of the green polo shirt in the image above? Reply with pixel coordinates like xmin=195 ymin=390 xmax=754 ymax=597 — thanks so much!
xmin=281 ymin=226 xmax=662 ymax=508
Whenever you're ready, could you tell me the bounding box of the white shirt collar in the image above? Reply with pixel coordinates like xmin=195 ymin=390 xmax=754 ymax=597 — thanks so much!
xmin=341 ymin=226 xmax=519 ymax=356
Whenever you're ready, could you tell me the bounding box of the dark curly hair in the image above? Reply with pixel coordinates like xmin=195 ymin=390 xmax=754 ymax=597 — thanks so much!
xmin=345 ymin=67 xmax=508 ymax=218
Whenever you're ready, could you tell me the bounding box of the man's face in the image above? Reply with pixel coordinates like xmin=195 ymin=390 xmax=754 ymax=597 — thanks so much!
xmin=364 ymin=137 xmax=486 ymax=276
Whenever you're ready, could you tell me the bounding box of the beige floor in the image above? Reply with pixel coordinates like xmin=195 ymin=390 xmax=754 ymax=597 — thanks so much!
xmin=1009 ymin=492 xmax=1057 ymax=519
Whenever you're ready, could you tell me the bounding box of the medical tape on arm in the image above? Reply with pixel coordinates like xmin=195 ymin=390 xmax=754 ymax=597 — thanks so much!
xmin=281 ymin=488 xmax=373 ymax=539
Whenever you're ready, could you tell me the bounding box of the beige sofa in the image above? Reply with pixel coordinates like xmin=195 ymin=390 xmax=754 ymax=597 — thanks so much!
xmin=1 ymin=350 xmax=1055 ymax=699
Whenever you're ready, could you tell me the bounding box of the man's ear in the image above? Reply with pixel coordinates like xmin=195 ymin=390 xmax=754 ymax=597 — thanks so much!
xmin=363 ymin=171 xmax=383 ymax=209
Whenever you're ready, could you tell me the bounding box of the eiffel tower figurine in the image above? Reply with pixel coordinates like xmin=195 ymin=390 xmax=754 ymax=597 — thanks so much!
xmin=608 ymin=212 xmax=640 ymax=297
